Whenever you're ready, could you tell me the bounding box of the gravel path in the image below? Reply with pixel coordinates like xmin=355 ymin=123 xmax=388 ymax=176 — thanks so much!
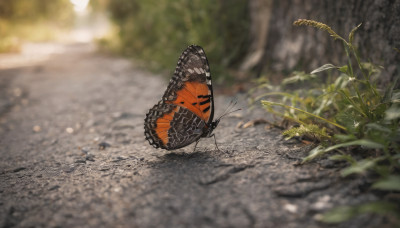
xmin=0 ymin=42 xmax=386 ymax=228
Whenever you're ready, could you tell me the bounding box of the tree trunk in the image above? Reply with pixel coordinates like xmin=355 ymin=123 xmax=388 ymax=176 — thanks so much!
xmin=250 ymin=0 xmax=400 ymax=85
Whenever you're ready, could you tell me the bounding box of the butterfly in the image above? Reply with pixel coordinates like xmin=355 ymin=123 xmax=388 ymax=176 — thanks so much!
xmin=144 ymin=45 xmax=220 ymax=150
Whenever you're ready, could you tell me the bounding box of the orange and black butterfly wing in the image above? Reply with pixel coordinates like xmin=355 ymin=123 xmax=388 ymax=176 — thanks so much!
xmin=144 ymin=102 xmax=206 ymax=149
xmin=144 ymin=45 xmax=214 ymax=150
xmin=163 ymin=45 xmax=214 ymax=124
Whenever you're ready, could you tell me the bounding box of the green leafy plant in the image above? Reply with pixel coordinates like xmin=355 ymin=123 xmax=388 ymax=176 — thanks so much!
xmin=257 ymin=19 xmax=400 ymax=224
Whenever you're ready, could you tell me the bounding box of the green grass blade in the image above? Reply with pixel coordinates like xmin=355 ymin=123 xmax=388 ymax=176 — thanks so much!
xmin=262 ymin=100 xmax=307 ymax=126
xmin=253 ymin=92 xmax=296 ymax=103
xmin=261 ymin=100 xmax=347 ymax=130
xmin=324 ymin=139 xmax=384 ymax=152
xmin=338 ymin=89 xmax=367 ymax=117
xmin=341 ymin=158 xmax=381 ymax=176
xmin=303 ymin=139 xmax=384 ymax=164
xmin=319 ymin=201 xmax=398 ymax=224
xmin=349 ymin=23 xmax=362 ymax=45
xmin=372 ymin=175 xmax=400 ymax=191
xmin=302 ymin=145 xmax=326 ymax=163
xmin=310 ymin=63 xmax=337 ymax=74
xmin=329 ymin=154 xmax=357 ymax=164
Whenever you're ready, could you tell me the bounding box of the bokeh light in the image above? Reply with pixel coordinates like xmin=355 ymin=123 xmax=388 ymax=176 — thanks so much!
xmin=69 ymin=0 xmax=90 ymax=12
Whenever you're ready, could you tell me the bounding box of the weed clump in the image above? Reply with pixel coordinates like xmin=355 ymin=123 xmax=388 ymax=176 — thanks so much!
xmin=257 ymin=19 xmax=400 ymax=224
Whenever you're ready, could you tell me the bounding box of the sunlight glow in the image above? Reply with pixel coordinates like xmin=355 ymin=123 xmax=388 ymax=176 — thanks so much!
xmin=70 ymin=0 xmax=90 ymax=12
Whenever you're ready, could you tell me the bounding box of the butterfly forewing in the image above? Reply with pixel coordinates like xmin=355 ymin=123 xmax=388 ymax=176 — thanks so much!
xmin=163 ymin=45 xmax=214 ymax=125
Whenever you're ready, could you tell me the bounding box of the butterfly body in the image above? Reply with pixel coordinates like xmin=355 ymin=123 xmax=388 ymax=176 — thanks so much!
xmin=144 ymin=45 xmax=218 ymax=150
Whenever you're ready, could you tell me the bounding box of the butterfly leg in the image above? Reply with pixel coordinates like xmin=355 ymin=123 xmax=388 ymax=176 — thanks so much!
xmin=210 ymin=134 xmax=221 ymax=151
xmin=193 ymin=140 xmax=200 ymax=152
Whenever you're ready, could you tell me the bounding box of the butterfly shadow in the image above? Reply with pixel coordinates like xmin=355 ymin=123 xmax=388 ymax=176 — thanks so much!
xmin=162 ymin=151 xmax=204 ymax=160
xmin=154 ymin=148 xmax=222 ymax=164
xmin=130 ymin=147 xmax=246 ymax=227
xmin=147 ymin=148 xmax=227 ymax=184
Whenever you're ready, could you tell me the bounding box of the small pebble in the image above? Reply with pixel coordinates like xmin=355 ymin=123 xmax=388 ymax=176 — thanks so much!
xmin=33 ymin=125 xmax=41 ymax=132
xmin=311 ymin=195 xmax=332 ymax=210
xmin=98 ymin=142 xmax=111 ymax=150
xmin=284 ymin=203 xmax=298 ymax=213
xmin=66 ymin=127 xmax=74 ymax=134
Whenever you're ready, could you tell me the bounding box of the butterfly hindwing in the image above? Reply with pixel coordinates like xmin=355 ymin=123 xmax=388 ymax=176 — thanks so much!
xmin=144 ymin=45 xmax=214 ymax=150
xmin=144 ymin=102 xmax=176 ymax=149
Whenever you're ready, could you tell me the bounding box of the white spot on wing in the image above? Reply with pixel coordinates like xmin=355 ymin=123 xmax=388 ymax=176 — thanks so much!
xmin=205 ymin=72 xmax=210 ymax=76
xmin=188 ymin=69 xmax=194 ymax=74
xmin=194 ymin=68 xmax=202 ymax=74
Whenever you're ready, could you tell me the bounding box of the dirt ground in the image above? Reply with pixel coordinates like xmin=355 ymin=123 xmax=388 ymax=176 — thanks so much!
xmin=0 ymin=42 xmax=389 ymax=227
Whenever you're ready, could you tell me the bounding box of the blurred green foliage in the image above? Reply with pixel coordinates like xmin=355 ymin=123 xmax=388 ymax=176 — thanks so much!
xmin=107 ymin=0 xmax=250 ymax=80
xmin=0 ymin=0 xmax=74 ymax=52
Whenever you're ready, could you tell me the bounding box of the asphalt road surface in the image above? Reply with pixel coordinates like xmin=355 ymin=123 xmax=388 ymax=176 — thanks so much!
xmin=0 ymin=42 xmax=388 ymax=227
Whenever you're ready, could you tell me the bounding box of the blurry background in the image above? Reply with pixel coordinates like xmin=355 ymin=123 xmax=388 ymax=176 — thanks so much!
xmin=0 ymin=0 xmax=73 ymax=52
xmin=0 ymin=0 xmax=399 ymax=84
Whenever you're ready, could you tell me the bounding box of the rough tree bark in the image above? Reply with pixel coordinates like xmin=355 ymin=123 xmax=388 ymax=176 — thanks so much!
xmin=246 ymin=0 xmax=400 ymax=85
xmin=240 ymin=0 xmax=273 ymax=71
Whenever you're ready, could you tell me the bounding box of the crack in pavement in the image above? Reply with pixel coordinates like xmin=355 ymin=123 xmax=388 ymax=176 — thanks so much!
xmin=274 ymin=179 xmax=334 ymax=198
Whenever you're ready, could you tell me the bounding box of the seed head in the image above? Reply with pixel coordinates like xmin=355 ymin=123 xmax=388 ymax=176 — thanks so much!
xmin=293 ymin=19 xmax=342 ymax=41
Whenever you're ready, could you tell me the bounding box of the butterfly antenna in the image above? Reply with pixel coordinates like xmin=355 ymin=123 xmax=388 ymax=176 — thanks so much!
xmin=217 ymin=97 xmax=241 ymax=120
xmin=221 ymin=97 xmax=237 ymax=114
xmin=217 ymin=108 xmax=242 ymax=120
